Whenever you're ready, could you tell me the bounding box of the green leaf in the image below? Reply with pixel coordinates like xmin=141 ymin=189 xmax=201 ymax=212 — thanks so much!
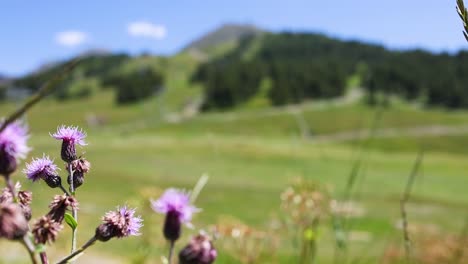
xmin=64 ymin=213 xmax=78 ymax=230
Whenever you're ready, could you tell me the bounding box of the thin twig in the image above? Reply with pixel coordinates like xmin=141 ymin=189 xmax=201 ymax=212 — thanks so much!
xmin=21 ymin=235 xmax=39 ymax=264
xmin=56 ymin=236 xmax=97 ymax=264
xmin=0 ymin=58 xmax=81 ymax=133
xmin=168 ymin=240 xmax=175 ymax=264
xmin=400 ymin=149 xmax=424 ymax=263
xmin=333 ymin=106 xmax=384 ymax=264
xmin=59 ymin=184 xmax=70 ymax=196
xmin=4 ymin=174 xmax=17 ymax=202
xmin=68 ymin=165 xmax=77 ymax=255
xmin=190 ymin=174 xmax=209 ymax=203
xmin=40 ymin=252 xmax=49 ymax=264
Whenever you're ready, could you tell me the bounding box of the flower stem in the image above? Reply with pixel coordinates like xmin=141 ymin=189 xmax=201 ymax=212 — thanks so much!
xmin=68 ymin=166 xmax=78 ymax=256
xmin=0 ymin=58 xmax=81 ymax=133
xmin=5 ymin=174 xmax=17 ymax=202
xmin=59 ymin=184 xmax=70 ymax=196
xmin=56 ymin=236 xmax=97 ymax=264
xmin=21 ymin=235 xmax=38 ymax=264
xmin=40 ymin=252 xmax=49 ymax=264
xmin=168 ymin=240 xmax=175 ymax=264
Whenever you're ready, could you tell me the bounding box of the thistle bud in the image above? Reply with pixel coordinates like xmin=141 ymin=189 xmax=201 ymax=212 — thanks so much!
xmin=0 ymin=120 xmax=29 ymax=176
xmin=62 ymin=141 xmax=77 ymax=162
xmin=164 ymin=210 xmax=182 ymax=242
xmin=0 ymin=150 xmax=16 ymax=175
xmin=179 ymin=234 xmax=217 ymax=264
xmin=67 ymin=173 xmax=84 ymax=189
xmin=67 ymin=158 xmax=90 ymax=189
xmin=95 ymin=223 xmax=116 ymax=242
xmin=45 ymin=174 xmax=63 ymax=189
xmin=0 ymin=203 xmax=29 ymax=240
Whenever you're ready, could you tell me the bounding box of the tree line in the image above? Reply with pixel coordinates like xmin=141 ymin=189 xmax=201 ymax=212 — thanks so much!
xmin=192 ymin=32 xmax=468 ymax=110
xmin=5 ymin=54 xmax=164 ymax=104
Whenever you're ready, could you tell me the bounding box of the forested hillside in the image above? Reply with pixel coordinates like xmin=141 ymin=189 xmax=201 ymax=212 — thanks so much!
xmin=192 ymin=32 xmax=468 ymax=110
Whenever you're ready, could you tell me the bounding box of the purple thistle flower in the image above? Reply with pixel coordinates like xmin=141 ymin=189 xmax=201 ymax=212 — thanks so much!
xmin=23 ymin=155 xmax=58 ymax=182
xmin=95 ymin=205 xmax=143 ymax=242
xmin=51 ymin=125 xmax=87 ymax=145
xmin=152 ymin=188 xmax=199 ymax=224
xmin=51 ymin=125 xmax=87 ymax=162
xmin=0 ymin=121 xmax=30 ymax=175
xmin=151 ymin=189 xmax=200 ymax=242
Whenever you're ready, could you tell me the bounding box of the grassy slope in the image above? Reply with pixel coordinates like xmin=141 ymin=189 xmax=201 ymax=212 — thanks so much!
xmin=1 ymin=92 xmax=468 ymax=262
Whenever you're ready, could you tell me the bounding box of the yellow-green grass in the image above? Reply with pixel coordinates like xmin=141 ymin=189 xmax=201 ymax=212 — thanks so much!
xmin=1 ymin=95 xmax=468 ymax=262
xmin=0 ymin=131 xmax=467 ymax=263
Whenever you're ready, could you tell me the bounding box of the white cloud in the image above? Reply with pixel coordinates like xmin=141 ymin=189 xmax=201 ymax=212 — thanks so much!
xmin=127 ymin=21 xmax=167 ymax=40
xmin=55 ymin=31 xmax=88 ymax=47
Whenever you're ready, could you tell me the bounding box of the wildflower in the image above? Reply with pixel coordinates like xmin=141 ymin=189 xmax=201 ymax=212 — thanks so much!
xmin=0 ymin=203 xmax=29 ymax=240
xmin=24 ymin=155 xmax=62 ymax=188
xmin=51 ymin=125 xmax=87 ymax=162
xmin=32 ymin=216 xmax=63 ymax=244
xmin=151 ymin=189 xmax=199 ymax=242
xmin=67 ymin=157 xmax=91 ymax=189
xmin=95 ymin=206 xmax=143 ymax=242
xmin=0 ymin=121 xmax=29 ymax=175
xmin=179 ymin=234 xmax=217 ymax=264
xmin=47 ymin=194 xmax=78 ymax=223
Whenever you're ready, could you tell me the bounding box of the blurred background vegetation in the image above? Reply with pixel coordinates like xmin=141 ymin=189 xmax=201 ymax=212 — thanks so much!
xmin=1 ymin=19 xmax=468 ymax=264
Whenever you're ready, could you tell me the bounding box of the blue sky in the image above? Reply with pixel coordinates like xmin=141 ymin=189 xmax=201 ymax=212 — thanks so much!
xmin=1 ymin=0 xmax=466 ymax=76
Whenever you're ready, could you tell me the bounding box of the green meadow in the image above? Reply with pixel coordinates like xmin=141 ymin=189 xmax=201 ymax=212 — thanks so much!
xmin=1 ymin=90 xmax=468 ymax=263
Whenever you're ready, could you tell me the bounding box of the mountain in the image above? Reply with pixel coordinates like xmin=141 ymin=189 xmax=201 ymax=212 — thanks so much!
xmin=0 ymin=74 xmax=11 ymax=86
xmin=7 ymin=24 xmax=468 ymax=111
xmin=191 ymin=31 xmax=468 ymax=110
xmin=183 ymin=23 xmax=264 ymax=55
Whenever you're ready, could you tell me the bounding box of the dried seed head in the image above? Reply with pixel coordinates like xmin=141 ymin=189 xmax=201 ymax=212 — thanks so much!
xmin=0 ymin=187 xmax=13 ymax=204
xmin=179 ymin=234 xmax=217 ymax=264
xmin=47 ymin=194 xmax=78 ymax=223
xmin=32 ymin=216 xmax=63 ymax=244
xmin=17 ymin=190 xmax=32 ymax=206
xmin=70 ymin=158 xmax=91 ymax=174
xmin=0 ymin=203 xmax=29 ymax=240
xmin=18 ymin=190 xmax=33 ymax=221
